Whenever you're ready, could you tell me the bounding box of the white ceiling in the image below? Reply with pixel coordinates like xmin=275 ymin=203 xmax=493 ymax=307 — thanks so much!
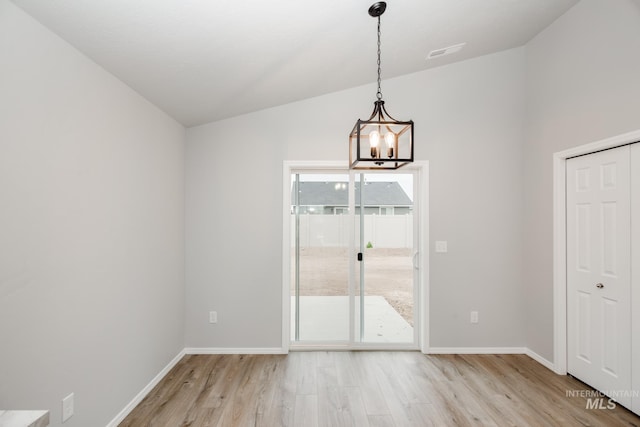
xmin=11 ymin=0 xmax=579 ymax=127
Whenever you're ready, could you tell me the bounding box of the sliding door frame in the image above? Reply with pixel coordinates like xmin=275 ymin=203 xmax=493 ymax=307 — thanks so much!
xmin=281 ymin=161 xmax=430 ymax=352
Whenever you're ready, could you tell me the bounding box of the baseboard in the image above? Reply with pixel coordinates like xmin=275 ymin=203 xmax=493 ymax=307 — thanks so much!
xmin=427 ymin=347 xmax=556 ymax=372
xmin=106 ymin=349 xmax=186 ymax=427
xmin=185 ymin=347 xmax=287 ymax=355
xmin=428 ymin=347 xmax=528 ymax=354
xmin=524 ymin=348 xmax=555 ymax=372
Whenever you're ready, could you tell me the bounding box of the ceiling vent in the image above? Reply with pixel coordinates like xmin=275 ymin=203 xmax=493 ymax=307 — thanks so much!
xmin=427 ymin=42 xmax=466 ymax=60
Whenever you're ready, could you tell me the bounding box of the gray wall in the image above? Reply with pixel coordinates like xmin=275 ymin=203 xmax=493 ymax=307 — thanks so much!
xmin=0 ymin=2 xmax=185 ymax=426
xmin=523 ymin=0 xmax=640 ymax=361
xmin=7 ymin=0 xmax=638 ymax=422
xmin=186 ymin=48 xmax=526 ymax=349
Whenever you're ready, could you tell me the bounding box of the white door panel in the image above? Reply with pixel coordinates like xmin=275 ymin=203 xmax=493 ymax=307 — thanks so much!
xmin=567 ymin=145 xmax=631 ymax=408
xmin=631 ymin=143 xmax=640 ymax=414
xmin=576 ymin=291 xmax=591 ymax=362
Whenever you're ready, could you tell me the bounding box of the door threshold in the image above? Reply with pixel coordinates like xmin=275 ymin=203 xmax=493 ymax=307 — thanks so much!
xmin=289 ymin=343 xmax=419 ymax=351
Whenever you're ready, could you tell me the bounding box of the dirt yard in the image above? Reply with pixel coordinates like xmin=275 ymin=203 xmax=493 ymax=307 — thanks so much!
xmin=292 ymin=247 xmax=414 ymax=325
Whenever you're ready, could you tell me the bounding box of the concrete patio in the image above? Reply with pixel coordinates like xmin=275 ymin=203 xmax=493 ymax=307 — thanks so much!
xmin=291 ymin=295 xmax=413 ymax=343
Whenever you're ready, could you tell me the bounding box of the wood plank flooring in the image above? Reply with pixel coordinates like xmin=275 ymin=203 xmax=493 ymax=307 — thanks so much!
xmin=119 ymin=352 xmax=640 ymax=426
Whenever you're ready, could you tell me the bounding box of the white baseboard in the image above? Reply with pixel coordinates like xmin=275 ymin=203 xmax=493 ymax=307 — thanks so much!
xmin=106 ymin=349 xmax=186 ymax=427
xmin=185 ymin=347 xmax=287 ymax=355
xmin=427 ymin=346 xmax=556 ymax=372
xmin=428 ymin=347 xmax=528 ymax=354
xmin=525 ymin=348 xmax=555 ymax=372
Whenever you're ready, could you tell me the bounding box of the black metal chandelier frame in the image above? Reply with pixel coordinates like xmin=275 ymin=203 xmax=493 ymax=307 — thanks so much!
xmin=349 ymin=1 xmax=414 ymax=170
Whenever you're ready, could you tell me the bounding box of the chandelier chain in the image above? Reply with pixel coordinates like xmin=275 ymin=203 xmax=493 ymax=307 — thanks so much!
xmin=376 ymin=15 xmax=382 ymax=100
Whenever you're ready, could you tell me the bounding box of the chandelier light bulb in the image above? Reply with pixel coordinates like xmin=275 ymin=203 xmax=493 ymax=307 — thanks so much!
xmin=369 ymin=130 xmax=380 ymax=147
xmin=385 ymin=132 xmax=395 ymax=157
xmin=385 ymin=132 xmax=395 ymax=147
xmin=369 ymin=130 xmax=380 ymax=158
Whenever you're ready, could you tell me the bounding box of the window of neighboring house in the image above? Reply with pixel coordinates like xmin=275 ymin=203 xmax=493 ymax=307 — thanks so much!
xmin=381 ymin=207 xmax=394 ymax=215
xmin=395 ymin=207 xmax=412 ymax=215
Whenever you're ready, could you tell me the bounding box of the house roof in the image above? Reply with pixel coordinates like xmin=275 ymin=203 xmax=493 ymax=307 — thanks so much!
xmin=293 ymin=182 xmax=412 ymax=207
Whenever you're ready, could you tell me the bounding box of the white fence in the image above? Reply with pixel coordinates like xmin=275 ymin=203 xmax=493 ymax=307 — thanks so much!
xmin=291 ymin=214 xmax=413 ymax=248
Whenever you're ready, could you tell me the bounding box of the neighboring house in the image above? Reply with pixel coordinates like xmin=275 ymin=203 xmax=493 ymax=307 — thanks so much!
xmin=292 ymin=181 xmax=412 ymax=215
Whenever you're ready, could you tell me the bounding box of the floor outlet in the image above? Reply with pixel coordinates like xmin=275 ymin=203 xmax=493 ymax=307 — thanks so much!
xmin=62 ymin=392 xmax=74 ymax=422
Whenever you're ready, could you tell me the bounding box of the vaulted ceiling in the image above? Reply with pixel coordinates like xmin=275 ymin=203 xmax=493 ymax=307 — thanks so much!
xmin=11 ymin=0 xmax=579 ymax=126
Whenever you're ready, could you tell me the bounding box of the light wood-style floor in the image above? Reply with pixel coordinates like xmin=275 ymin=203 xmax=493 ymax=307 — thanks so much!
xmin=120 ymin=352 xmax=640 ymax=426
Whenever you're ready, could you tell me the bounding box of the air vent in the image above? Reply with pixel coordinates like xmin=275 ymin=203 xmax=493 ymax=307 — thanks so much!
xmin=427 ymin=42 xmax=466 ymax=60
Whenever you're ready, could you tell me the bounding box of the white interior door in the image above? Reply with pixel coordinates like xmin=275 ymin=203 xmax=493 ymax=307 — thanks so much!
xmin=566 ymin=145 xmax=631 ymax=408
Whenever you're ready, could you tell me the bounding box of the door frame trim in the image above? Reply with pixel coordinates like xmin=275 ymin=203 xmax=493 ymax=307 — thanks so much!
xmin=281 ymin=160 xmax=430 ymax=353
xmin=553 ymin=129 xmax=640 ymax=375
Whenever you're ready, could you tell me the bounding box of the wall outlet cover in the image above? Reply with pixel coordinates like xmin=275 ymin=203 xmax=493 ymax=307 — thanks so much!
xmin=62 ymin=392 xmax=74 ymax=422
xmin=470 ymin=311 xmax=479 ymax=324
xmin=435 ymin=241 xmax=448 ymax=253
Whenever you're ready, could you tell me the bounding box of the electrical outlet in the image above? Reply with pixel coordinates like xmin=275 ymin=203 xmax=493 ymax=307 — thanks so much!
xmin=435 ymin=241 xmax=448 ymax=253
xmin=209 ymin=311 xmax=217 ymax=323
xmin=470 ymin=311 xmax=479 ymax=324
xmin=62 ymin=393 xmax=74 ymax=422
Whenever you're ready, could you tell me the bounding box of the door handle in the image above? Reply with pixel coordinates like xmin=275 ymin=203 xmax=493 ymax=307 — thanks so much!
xmin=596 ymin=283 xmax=604 ymax=289
xmin=412 ymin=251 xmax=419 ymax=270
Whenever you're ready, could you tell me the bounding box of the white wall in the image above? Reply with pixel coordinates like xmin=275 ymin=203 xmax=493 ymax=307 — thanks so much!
xmin=186 ymin=47 xmax=526 ymax=349
xmin=523 ymin=0 xmax=640 ymax=361
xmin=0 ymin=2 xmax=185 ymax=426
xmin=8 ymin=0 xmax=639 ymax=421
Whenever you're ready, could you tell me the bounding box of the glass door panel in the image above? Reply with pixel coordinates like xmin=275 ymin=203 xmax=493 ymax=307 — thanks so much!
xmin=291 ymin=173 xmax=350 ymax=342
xmin=356 ymin=172 xmax=416 ymax=344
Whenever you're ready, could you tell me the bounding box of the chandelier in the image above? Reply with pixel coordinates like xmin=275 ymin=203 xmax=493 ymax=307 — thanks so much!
xmin=349 ymin=1 xmax=414 ymax=170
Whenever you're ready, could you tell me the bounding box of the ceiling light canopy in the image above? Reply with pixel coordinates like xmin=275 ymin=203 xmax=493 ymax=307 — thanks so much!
xmin=349 ymin=2 xmax=414 ymax=170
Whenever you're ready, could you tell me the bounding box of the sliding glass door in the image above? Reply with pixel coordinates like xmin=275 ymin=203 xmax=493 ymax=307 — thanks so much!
xmin=291 ymin=173 xmax=350 ymax=343
xmin=290 ymin=169 xmax=419 ymax=348
xmin=354 ymin=172 xmax=416 ymax=344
